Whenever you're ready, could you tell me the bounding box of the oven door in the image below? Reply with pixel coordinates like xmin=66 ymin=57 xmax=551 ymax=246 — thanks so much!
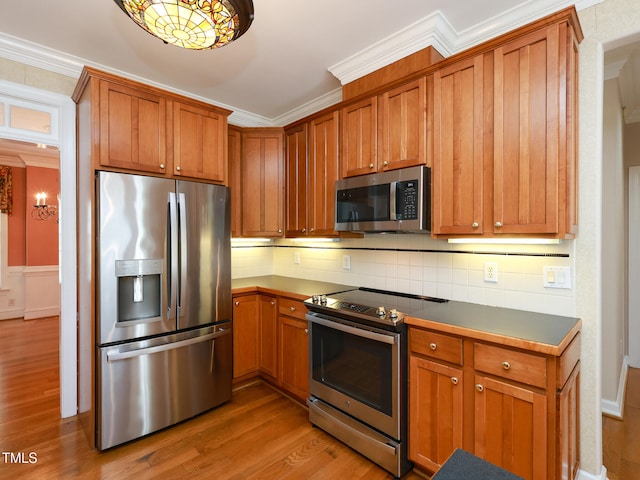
xmin=307 ymin=312 xmax=400 ymax=440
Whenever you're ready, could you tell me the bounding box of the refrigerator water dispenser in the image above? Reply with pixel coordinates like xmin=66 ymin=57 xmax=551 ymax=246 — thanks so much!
xmin=115 ymin=259 xmax=163 ymax=323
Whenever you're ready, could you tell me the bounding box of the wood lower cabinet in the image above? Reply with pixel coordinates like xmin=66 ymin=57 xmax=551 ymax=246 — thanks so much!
xmin=408 ymin=325 xmax=580 ymax=480
xmin=232 ymin=294 xmax=260 ymax=378
xmin=259 ymin=295 xmax=278 ymax=380
xmin=278 ymin=297 xmax=309 ymax=401
xmin=409 ymin=356 xmax=463 ymax=472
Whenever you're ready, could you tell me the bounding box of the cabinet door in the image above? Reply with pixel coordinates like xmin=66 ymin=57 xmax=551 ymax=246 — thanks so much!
xmin=557 ymin=363 xmax=580 ymax=480
xmin=409 ymin=356 xmax=463 ymax=472
xmin=232 ymin=295 xmax=259 ymax=378
xmin=341 ymin=97 xmax=378 ymax=177
xmin=432 ymin=55 xmax=485 ymax=235
xmin=493 ymin=26 xmax=560 ymax=234
xmin=241 ymin=130 xmax=284 ymax=237
xmin=99 ymin=80 xmax=167 ymax=174
xmin=259 ymin=296 xmax=278 ymax=380
xmin=172 ymin=101 xmax=227 ymax=183
xmin=474 ymin=375 xmax=547 ymax=480
xmin=279 ymin=315 xmax=309 ymax=400
xmin=285 ymin=124 xmax=308 ymax=237
xmin=309 ymin=110 xmax=340 ymax=236
xmin=228 ymin=126 xmax=243 ymax=237
xmin=379 ymin=77 xmax=427 ymax=171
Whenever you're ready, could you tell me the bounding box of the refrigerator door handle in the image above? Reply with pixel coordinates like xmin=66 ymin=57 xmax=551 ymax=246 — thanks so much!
xmin=106 ymin=328 xmax=230 ymax=362
xmin=178 ymin=192 xmax=187 ymax=318
xmin=168 ymin=192 xmax=179 ymax=320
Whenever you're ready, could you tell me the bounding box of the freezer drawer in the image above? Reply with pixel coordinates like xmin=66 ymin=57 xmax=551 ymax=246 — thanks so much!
xmin=97 ymin=324 xmax=232 ymax=450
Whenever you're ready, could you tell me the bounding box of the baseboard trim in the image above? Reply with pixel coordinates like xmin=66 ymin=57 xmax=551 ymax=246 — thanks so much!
xmin=577 ymin=465 xmax=608 ymax=480
xmin=601 ymin=356 xmax=629 ymax=419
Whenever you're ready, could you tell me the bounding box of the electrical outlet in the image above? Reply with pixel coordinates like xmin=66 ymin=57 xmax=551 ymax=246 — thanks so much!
xmin=343 ymin=255 xmax=351 ymax=270
xmin=8 ymin=298 xmax=15 ymax=306
xmin=484 ymin=262 xmax=498 ymax=283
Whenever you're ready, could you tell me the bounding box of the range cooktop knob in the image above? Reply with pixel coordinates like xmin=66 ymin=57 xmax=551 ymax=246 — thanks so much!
xmin=312 ymin=295 xmax=320 ymax=303
xmin=320 ymin=295 xmax=328 ymax=305
xmin=377 ymin=306 xmax=386 ymax=317
xmin=389 ymin=309 xmax=399 ymax=319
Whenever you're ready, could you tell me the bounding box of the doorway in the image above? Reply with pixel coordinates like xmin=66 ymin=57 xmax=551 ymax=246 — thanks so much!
xmin=0 ymin=79 xmax=76 ymax=417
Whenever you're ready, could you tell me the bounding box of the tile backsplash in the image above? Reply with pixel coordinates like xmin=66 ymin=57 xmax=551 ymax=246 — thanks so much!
xmin=232 ymin=234 xmax=576 ymax=317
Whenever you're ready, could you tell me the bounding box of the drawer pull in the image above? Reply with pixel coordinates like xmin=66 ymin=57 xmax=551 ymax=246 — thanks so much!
xmin=476 ymin=384 xmax=484 ymax=392
xmin=472 ymin=222 xmax=479 ymax=229
xmin=271 ymin=301 xmax=275 ymax=306
xmin=304 ymin=329 xmax=308 ymax=334
xmin=234 ymin=301 xmax=239 ymax=306
xmin=501 ymin=361 xmax=511 ymax=370
xmin=429 ymin=343 xmax=437 ymax=351
xmin=451 ymin=377 xmax=459 ymax=385
xmin=290 ymin=307 xmax=296 ymax=312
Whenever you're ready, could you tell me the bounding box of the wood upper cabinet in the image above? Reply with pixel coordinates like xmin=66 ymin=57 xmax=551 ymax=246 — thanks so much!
xmin=492 ymin=22 xmax=579 ymax=237
xmin=341 ymin=96 xmax=378 ymax=177
xmin=171 ymin=100 xmax=227 ymax=183
xmin=432 ymin=55 xmax=485 ymax=236
xmin=74 ymin=67 xmax=230 ymax=183
xmin=228 ymin=126 xmax=243 ymax=237
xmin=241 ymin=128 xmax=284 ymax=237
xmin=285 ymin=123 xmax=308 ymax=237
xmin=309 ymin=110 xmax=341 ymax=236
xmin=97 ymin=79 xmax=168 ymax=174
xmin=378 ymin=77 xmax=428 ymax=171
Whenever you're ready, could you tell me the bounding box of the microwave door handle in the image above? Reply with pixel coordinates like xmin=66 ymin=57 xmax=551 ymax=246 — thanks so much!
xmin=390 ymin=181 xmax=398 ymax=220
xmin=168 ymin=192 xmax=179 ymax=320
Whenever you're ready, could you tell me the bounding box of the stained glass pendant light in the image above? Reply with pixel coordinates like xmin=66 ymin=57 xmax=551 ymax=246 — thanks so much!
xmin=113 ymin=0 xmax=254 ymax=50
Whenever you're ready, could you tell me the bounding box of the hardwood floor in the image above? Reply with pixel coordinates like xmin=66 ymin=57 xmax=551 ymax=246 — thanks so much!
xmin=0 ymin=317 xmax=424 ymax=479
xmin=603 ymin=367 xmax=640 ymax=479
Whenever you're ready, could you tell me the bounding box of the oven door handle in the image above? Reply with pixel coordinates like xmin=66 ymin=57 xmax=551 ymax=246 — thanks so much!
xmin=306 ymin=314 xmax=397 ymax=345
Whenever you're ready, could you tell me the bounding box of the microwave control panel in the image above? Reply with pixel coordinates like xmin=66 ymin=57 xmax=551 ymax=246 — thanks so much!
xmin=395 ymin=180 xmax=418 ymax=220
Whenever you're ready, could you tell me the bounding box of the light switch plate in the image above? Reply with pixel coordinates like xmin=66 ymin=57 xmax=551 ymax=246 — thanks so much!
xmin=543 ymin=266 xmax=571 ymax=289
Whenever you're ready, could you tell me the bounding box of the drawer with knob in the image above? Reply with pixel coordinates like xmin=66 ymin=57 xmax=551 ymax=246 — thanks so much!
xmin=279 ymin=297 xmax=306 ymax=321
xmin=473 ymin=342 xmax=546 ymax=388
xmin=409 ymin=328 xmax=463 ymax=366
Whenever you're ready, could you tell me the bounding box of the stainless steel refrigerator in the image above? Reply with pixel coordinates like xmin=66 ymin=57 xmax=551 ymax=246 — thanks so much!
xmin=95 ymin=171 xmax=232 ymax=450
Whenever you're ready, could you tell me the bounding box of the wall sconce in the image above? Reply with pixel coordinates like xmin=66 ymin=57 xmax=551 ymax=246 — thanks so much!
xmin=32 ymin=192 xmax=58 ymax=222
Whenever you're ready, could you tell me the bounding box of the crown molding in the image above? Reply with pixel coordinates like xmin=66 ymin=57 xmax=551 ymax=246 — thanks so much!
xmin=272 ymin=88 xmax=343 ymax=127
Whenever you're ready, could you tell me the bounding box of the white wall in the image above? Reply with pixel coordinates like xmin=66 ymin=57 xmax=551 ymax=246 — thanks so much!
xmin=600 ymin=79 xmax=627 ymax=415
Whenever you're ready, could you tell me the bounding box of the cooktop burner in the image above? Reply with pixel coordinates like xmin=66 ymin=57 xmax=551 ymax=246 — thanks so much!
xmin=304 ymin=287 xmax=447 ymax=330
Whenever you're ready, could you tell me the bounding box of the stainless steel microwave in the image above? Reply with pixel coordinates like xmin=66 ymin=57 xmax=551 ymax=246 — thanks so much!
xmin=335 ymin=165 xmax=431 ymax=233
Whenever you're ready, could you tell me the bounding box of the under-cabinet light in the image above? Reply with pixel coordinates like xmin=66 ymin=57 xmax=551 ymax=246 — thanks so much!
xmin=290 ymin=238 xmax=340 ymax=243
xmin=447 ymin=238 xmax=562 ymax=245
xmin=231 ymin=238 xmax=272 ymax=245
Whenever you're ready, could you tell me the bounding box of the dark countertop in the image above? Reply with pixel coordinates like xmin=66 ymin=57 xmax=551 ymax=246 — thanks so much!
xmin=232 ymin=275 xmax=581 ymax=354
xmin=232 ymin=275 xmax=353 ymax=300
xmin=406 ymin=300 xmax=580 ymax=354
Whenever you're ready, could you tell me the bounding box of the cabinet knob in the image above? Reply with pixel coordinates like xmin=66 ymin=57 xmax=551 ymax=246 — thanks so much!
xmin=476 ymin=384 xmax=484 ymax=392
xmin=472 ymin=222 xmax=479 ymax=229
xmin=501 ymin=361 xmax=511 ymax=370
xmin=290 ymin=306 xmax=296 ymax=312
xmin=271 ymin=301 xmax=275 ymax=306
xmin=310 ymin=228 xmax=315 ymax=232
xmin=304 ymin=328 xmax=308 ymax=334
xmin=495 ymin=221 xmax=503 ymax=228
xmin=451 ymin=377 xmax=459 ymax=385
xmin=369 ymin=163 xmax=374 ymax=169
xmin=383 ymin=161 xmax=389 ymax=167
xmin=234 ymin=301 xmax=239 ymax=306
xmin=301 ymin=228 xmax=306 ymax=233
xmin=176 ymin=166 xmax=181 ymax=172
xmin=429 ymin=343 xmax=437 ymax=351
xmin=278 ymin=229 xmax=282 ymax=233
xmin=159 ymin=163 xmax=165 ymax=169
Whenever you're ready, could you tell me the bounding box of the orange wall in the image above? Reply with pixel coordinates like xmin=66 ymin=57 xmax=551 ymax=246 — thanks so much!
xmin=25 ymin=166 xmax=59 ymax=266
xmin=7 ymin=166 xmax=25 ymax=266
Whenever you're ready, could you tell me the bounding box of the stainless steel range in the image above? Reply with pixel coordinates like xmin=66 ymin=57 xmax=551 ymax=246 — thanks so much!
xmin=304 ymin=288 xmax=447 ymax=479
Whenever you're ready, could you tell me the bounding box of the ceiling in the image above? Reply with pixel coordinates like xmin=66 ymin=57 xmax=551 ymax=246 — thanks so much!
xmin=0 ymin=0 xmax=599 ymax=127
